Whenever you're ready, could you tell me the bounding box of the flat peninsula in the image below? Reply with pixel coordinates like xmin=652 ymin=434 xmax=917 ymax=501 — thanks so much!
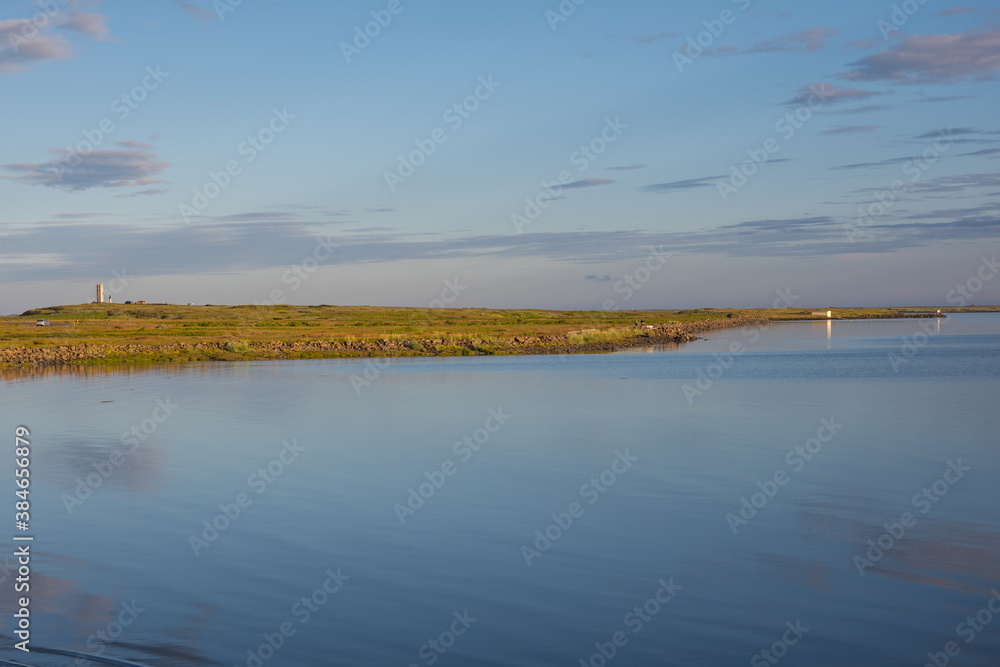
xmin=1 ymin=303 xmax=987 ymax=369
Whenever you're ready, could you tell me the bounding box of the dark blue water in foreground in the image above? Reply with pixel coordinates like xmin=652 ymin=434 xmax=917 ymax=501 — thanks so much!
xmin=1 ymin=314 xmax=998 ymax=666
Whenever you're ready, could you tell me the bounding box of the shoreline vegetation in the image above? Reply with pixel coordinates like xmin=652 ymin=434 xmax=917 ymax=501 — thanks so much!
xmin=1 ymin=303 xmax=992 ymax=370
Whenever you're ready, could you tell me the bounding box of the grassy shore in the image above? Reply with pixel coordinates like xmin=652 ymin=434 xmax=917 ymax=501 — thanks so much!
xmin=1 ymin=303 xmax=994 ymax=369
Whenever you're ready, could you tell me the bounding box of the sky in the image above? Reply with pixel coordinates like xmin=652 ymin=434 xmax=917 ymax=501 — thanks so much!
xmin=1 ymin=0 xmax=999 ymax=314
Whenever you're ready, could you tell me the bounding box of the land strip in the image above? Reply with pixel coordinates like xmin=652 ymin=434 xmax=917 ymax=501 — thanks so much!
xmin=1 ymin=304 xmax=988 ymax=369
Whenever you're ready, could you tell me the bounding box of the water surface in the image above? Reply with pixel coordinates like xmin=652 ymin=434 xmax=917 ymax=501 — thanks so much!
xmin=1 ymin=314 xmax=998 ymax=666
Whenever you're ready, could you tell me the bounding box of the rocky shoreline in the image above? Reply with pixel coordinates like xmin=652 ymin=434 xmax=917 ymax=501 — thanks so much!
xmin=0 ymin=316 xmax=771 ymax=369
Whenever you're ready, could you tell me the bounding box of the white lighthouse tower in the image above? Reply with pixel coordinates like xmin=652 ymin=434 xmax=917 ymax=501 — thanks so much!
xmin=96 ymin=284 xmax=105 ymax=303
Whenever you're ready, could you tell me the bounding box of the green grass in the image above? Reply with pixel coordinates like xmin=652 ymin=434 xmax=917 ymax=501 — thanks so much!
xmin=3 ymin=302 xmax=995 ymax=368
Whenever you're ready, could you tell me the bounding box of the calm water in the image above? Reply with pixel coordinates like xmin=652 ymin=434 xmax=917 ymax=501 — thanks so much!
xmin=1 ymin=314 xmax=998 ymax=666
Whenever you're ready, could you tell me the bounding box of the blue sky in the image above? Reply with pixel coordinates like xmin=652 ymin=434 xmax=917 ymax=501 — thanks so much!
xmin=1 ymin=0 xmax=999 ymax=313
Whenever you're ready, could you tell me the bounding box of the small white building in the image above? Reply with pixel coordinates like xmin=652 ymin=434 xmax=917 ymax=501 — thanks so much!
xmin=811 ymin=310 xmax=833 ymax=318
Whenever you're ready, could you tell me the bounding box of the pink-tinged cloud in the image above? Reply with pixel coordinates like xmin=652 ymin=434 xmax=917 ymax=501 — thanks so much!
xmin=0 ymin=7 xmax=114 ymax=73
xmin=711 ymin=28 xmax=837 ymax=57
xmin=841 ymin=28 xmax=1000 ymax=84
xmin=935 ymin=5 xmax=1000 ymax=16
xmin=937 ymin=5 xmax=979 ymax=15
xmin=58 ymin=11 xmax=113 ymax=41
xmin=171 ymin=0 xmax=214 ymax=21
xmin=748 ymin=27 xmax=837 ymax=53
xmin=0 ymin=19 xmax=73 ymax=72
xmin=2 ymin=143 xmax=170 ymax=191
xmin=783 ymin=82 xmax=884 ymax=106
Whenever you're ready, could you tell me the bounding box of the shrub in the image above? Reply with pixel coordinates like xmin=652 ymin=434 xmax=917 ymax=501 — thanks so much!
xmin=223 ymin=340 xmax=252 ymax=353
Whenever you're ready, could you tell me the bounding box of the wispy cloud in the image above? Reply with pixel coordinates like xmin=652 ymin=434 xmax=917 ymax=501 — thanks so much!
xmin=958 ymin=148 xmax=1000 ymax=157
xmin=851 ymin=171 xmax=1000 ymax=196
xmin=817 ymin=104 xmax=894 ymax=116
xmin=822 ymin=125 xmax=880 ymax=135
xmin=563 ymin=178 xmax=614 ymax=189
xmin=840 ymin=28 xmax=1000 ymax=84
xmin=935 ymin=5 xmax=1000 ymax=16
xmin=915 ymin=95 xmax=975 ymax=103
xmin=846 ymin=38 xmax=880 ymax=50
xmin=640 ymin=176 xmax=723 ymax=194
xmin=6 ymin=205 xmax=1000 ymax=283
xmin=607 ymin=164 xmax=649 ymax=171
xmin=831 ymin=156 xmax=920 ymax=170
xmin=914 ymin=127 xmax=998 ymax=139
xmin=171 ymin=0 xmax=214 ymax=21
xmin=58 ymin=10 xmax=113 ymax=41
xmin=116 ymin=188 xmax=169 ymax=198
xmin=783 ymin=83 xmax=884 ymax=106
xmin=0 ymin=19 xmax=72 ymax=72
xmin=0 ymin=4 xmax=113 ymax=73
xmin=607 ymin=32 xmax=678 ymax=44
xmin=937 ymin=6 xmax=980 ymax=15
xmin=1 ymin=142 xmax=169 ymax=191
xmin=717 ymin=28 xmax=837 ymax=55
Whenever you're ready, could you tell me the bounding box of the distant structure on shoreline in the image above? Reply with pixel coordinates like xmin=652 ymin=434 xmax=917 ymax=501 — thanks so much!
xmin=95 ymin=284 xmax=104 ymax=303
xmin=812 ymin=310 xmax=833 ymax=318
